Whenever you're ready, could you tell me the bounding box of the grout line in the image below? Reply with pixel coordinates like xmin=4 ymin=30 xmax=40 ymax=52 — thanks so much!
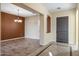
xmin=36 ymin=43 xmax=52 ymax=56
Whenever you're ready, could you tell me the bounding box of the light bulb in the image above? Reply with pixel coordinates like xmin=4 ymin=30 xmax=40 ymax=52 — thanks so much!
xmin=14 ymin=19 xmax=18 ymax=22
xmin=18 ymin=20 xmax=22 ymax=23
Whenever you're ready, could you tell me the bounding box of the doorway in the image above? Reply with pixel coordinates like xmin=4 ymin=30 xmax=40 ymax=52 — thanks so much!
xmin=56 ymin=16 xmax=68 ymax=43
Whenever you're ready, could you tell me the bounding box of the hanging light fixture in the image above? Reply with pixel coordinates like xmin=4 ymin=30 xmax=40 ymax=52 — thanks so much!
xmin=14 ymin=9 xmax=22 ymax=23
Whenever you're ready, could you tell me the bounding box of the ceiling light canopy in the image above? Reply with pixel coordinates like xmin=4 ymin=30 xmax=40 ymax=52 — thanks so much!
xmin=57 ymin=7 xmax=61 ymax=10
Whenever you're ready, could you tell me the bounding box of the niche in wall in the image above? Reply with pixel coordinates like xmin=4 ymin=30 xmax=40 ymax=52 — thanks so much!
xmin=1 ymin=12 xmax=25 ymax=40
xmin=47 ymin=16 xmax=51 ymax=33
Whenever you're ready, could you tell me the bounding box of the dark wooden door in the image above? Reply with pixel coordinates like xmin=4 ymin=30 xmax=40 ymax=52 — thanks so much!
xmin=56 ymin=16 xmax=68 ymax=43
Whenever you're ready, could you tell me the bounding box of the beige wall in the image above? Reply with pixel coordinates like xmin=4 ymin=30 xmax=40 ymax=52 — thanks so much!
xmin=76 ymin=4 xmax=79 ymax=49
xmin=25 ymin=15 xmax=40 ymax=39
xmin=78 ymin=4 xmax=79 ymax=49
xmin=40 ymin=14 xmax=44 ymax=45
xmin=0 ymin=4 xmax=1 ymax=40
xmin=0 ymin=4 xmax=1 ymax=55
xmin=78 ymin=4 xmax=79 ymax=50
xmin=0 ymin=13 xmax=1 ymax=55
xmin=75 ymin=4 xmax=79 ymax=50
xmin=24 ymin=3 xmax=53 ymax=45
xmin=43 ymin=14 xmax=53 ymax=45
xmin=0 ymin=13 xmax=1 ymax=40
xmin=51 ymin=9 xmax=76 ymax=45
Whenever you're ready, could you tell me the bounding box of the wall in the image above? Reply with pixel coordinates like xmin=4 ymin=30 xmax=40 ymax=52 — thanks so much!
xmin=0 ymin=3 xmax=1 ymax=55
xmin=24 ymin=3 xmax=53 ymax=45
xmin=0 ymin=4 xmax=1 ymax=40
xmin=0 ymin=12 xmax=1 ymax=55
xmin=43 ymin=14 xmax=53 ymax=45
xmin=51 ymin=9 xmax=76 ymax=45
xmin=1 ymin=12 xmax=25 ymax=40
xmin=76 ymin=4 xmax=79 ymax=49
xmin=0 ymin=12 xmax=1 ymax=40
xmin=78 ymin=4 xmax=79 ymax=49
xmin=25 ymin=15 xmax=40 ymax=39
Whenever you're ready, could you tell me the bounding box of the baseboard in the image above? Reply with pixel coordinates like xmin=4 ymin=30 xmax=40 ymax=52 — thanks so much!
xmin=0 ymin=37 xmax=24 ymax=42
xmin=25 ymin=37 xmax=40 ymax=40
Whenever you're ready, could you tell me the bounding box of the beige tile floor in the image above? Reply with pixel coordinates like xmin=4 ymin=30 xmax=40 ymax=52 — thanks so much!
xmin=0 ymin=38 xmax=79 ymax=56
xmin=39 ymin=43 xmax=70 ymax=56
xmin=39 ymin=42 xmax=79 ymax=56
xmin=1 ymin=38 xmax=41 ymax=56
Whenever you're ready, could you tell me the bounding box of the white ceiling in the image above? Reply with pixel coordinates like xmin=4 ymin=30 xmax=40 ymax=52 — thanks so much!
xmin=42 ymin=3 xmax=77 ymax=13
xmin=1 ymin=3 xmax=36 ymax=17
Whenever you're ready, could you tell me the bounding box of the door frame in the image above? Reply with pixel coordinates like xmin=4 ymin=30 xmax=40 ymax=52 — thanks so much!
xmin=56 ymin=16 xmax=69 ymax=44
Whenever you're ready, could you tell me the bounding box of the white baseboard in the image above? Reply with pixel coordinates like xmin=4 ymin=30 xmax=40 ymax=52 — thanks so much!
xmin=25 ymin=37 xmax=40 ymax=40
xmin=0 ymin=37 xmax=24 ymax=42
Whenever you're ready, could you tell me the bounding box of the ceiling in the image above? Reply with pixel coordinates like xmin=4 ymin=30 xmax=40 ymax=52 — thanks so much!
xmin=1 ymin=3 xmax=36 ymax=17
xmin=42 ymin=3 xmax=77 ymax=13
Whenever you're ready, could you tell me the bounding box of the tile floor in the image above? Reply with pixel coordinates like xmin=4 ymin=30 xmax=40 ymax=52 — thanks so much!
xmin=1 ymin=38 xmax=41 ymax=56
xmin=0 ymin=38 xmax=79 ymax=56
xmin=39 ymin=42 xmax=79 ymax=56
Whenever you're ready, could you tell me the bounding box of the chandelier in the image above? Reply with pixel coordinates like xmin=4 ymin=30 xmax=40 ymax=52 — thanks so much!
xmin=14 ymin=9 xmax=22 ymax=23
